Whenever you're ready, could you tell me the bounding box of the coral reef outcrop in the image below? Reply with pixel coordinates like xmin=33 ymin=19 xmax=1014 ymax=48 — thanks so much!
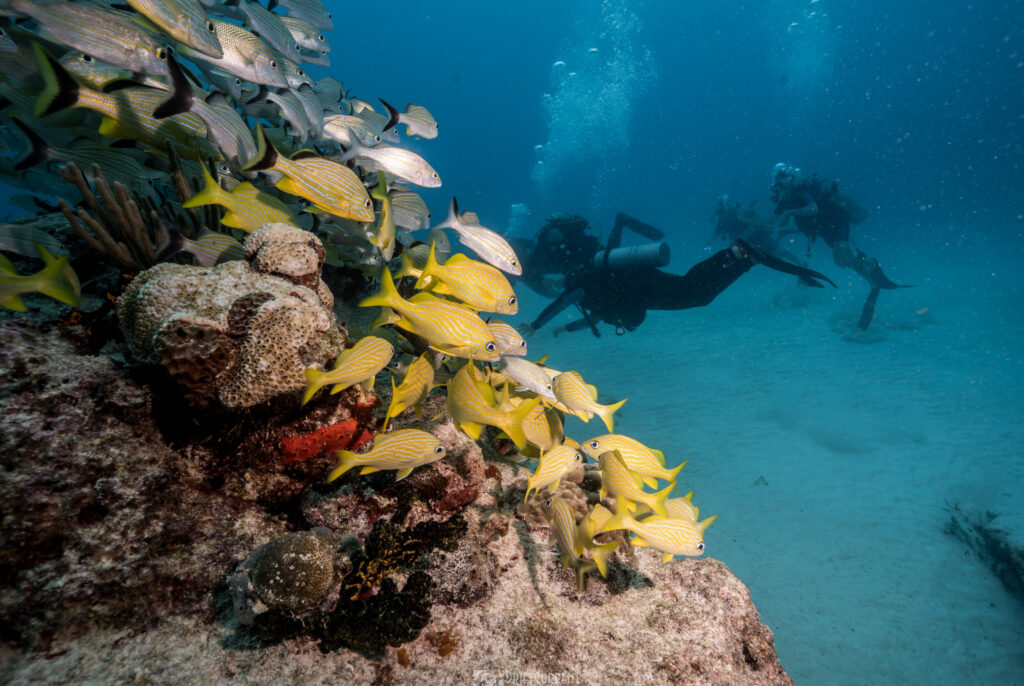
xmin=117 ymin=224 xmax=344 ymax=408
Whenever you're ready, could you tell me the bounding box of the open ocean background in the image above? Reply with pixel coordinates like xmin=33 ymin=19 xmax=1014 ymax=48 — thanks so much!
xmin=3 ymin=1 xmax=1022 ymax=683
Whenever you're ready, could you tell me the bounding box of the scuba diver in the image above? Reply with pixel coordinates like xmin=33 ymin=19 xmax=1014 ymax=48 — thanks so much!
xmin=708 ymin=194 xmax=806 ymax=267
xmin=516 ymin=212 xmax=836 ymax=338
xmin=766 ymin=163 xmax=911 ymax=330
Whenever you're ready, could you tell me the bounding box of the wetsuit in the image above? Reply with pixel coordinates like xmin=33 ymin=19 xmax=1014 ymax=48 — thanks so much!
xmin=530 ymin=247 xmax=759 ymax=335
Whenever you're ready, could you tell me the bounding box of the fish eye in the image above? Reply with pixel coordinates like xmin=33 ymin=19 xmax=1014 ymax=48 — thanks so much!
xmin=519 ymin=340 xmax=526 ymax=347
xmin=298 ymin=68 xmax=306 ymax=77
xmin=206 ymin=20 xmax=215 ymax=32
xmin=545 ymin=384 xmax=552 ymax=391
xmin=697 ymin=542 xmax=705 ymax=552
xmin=508 ymin=296 xmax=517 ymax=306
xmin=485 ymin=342 xmax=497 ymax=352
xmin=270 ymin=60 xmax=278 ymax=68
xmin=156 ymin=48 xmax=168 ymax=60
xmin=544 ymin=498 xmax=551 ymax=507
xmin=433 ymin=445 xmax=444 ymax=455
xmin=80 ymin=54 xmax=93 ymax=63
xmin=432 ymin=172 xmax=439 ymax=178
xmin=364 ymin=199 xmax=372 ymax=208
xmin=374 ymin=135 xmax=381 ymax=143
xmin=318 ymin=34 xmax=324 ymax=41
xmin=574 ymin=452 xmax=582 ymax=462
xmin=589 ymin=440 xmax=600 ymax=450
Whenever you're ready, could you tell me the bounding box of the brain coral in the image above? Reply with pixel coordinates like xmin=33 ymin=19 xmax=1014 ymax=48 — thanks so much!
xmin=117 ymin=225 xmax=345 ymax=408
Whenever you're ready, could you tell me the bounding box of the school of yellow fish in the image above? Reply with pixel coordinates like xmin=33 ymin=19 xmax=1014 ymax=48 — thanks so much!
xmin=0 ymin=0 xmax=715 ymax=591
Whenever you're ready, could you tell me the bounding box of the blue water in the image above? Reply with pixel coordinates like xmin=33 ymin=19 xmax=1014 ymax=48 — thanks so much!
xmin=334 ymin=1 xmax=1024 ymax=682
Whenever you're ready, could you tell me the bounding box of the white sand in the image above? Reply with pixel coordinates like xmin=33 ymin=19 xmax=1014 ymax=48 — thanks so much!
xmin=518 ymin=239 xmax=1024 ymax=684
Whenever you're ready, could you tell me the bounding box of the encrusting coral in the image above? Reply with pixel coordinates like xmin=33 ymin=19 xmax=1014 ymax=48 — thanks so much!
xmin=116 ymin=224 xmax=344 ymax=408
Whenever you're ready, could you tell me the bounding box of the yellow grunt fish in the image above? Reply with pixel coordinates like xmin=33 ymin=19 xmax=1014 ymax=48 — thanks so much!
xmin=245 ymin=125 xmax=374 ymax=222
xmin=0 ymin=247 xmax=79 ymax=311
xmin=369 ymin=172 xmax=396 ymax=261
xmin=486 ymin=319 xmax=527 ymax=356
xmin=446 ymin=362 xmax=541 ymax=450
xmin=551 ymin=371 xmax=627 ymax=432
xmin=599 ymin=507 xmax=718 ymax=561
xmin=183 ymin=165 xmax=298 ymax=232
xmin=520 ymin=401 xmax=563 ymax=452
xmin=329 ymin=428 xmax=445 ymax=482
xmin=302 ymin=335 xmax=394 ymax=405
xmin=524 ymin=445 xmax=582 ymax=502
xmin=415 ymin=243 xmax=518 ymax=314
xmin=382 ymin=352 xmax=435 ymax=430
xmin=596 ymin=450 xmax=671 ymax=518
xmin=359 ymin=268 xmax=501 ymax=362
xmin=582 ymin=434 xmax=683 ymax=490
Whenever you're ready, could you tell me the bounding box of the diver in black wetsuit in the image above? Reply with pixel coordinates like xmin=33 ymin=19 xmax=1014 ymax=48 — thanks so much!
xmin=767 ymin=163 xmax=910 ymax=329
xmin=517 ymin=212 xmax=836 ymax=338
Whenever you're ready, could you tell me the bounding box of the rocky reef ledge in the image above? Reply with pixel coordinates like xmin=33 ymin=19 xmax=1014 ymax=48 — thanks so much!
xmin=0 ymin=319 xmax=793 ymax=685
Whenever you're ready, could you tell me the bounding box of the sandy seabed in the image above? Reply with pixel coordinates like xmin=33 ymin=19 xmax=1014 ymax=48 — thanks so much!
xmin=520 ymin=240 xmax=1024 ymax=685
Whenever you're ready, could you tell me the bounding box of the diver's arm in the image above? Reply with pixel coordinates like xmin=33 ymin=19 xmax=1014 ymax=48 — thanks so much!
xmin=775 ymin=194 xmax=818 ymax=226
xmin=526 ymin=286 xmax=585 ymax=334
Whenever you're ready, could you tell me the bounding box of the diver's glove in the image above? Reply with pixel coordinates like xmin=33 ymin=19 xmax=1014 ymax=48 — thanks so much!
xmin=732 ymin=239 xmax=838 ymax=289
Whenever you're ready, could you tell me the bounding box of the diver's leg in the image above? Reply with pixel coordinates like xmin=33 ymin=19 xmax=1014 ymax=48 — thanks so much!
xmin=640 ymin=247 xmax=756 ymax=310
xmin=735 ymin=239 xmax=838 ymax=288
xmin=833 ymin=241 xmax=908 ymax=290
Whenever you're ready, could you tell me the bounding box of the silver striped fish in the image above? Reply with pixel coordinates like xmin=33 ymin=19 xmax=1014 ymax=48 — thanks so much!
xmin=177 ymin=20 xmax=289 ymax=88
xmin=390 ymin=189 xmax=431 ymax=231
xmin=329 ymin=429 xmax=444 ymax=483
xmin=127 ymin=0 xmax=223 ymax=59
xmin=379 ymin=98 xmax=438 ymax=140
xmin=269 ymin=0 xmax=333 ymax=31
xmin=237 ymin=0 xmax=301 ymax=63
xmin=279 ymin=15 xmax=330 ymax=52
xmin=339 ymin=139 xmax=441 ymax=188
xmin=322 ymin=114 xmax=382 ymax=147
xmin=500 ymin=357 xmax=555 ymax=399
xmin=11 ymin=0 xmax=171 ymax=76
xmin=433 ymin=198 xmax=521 ymax=275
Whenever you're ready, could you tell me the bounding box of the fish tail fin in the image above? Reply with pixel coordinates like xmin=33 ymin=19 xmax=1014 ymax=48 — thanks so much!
xmin=598 ymin=507 xmax=634 ymax=535
xmin=573 ymin=559 xmax=596 ymax=593
xmin=698 ymin=514 xmax=719 ymax=535
xmin=10 ymin=116 xmax=49 ymax=171
xmin=33 ymin=248 xmax=79 ymax=307
xmin=651 ymin=483 xmax=673 ymax=518
xmin=667 ymin=460 xmax=687 ymax=493
xmin=242 ymin=124 xmax=279 ymax=173
xmin=152 ymin=52 xmax=194 ymax=119
xmin=394 ymin=251 xmax=418 ymax=279
xmin=182 ymin=163 xmax=228 ymax=210
xmin=379 ymin=98 xmax=400 ymax=132
xmin=589 ymin=540 xmax=620 ymax=578
xmin=370 ymin=170 xmax=388 ymax=202
xmin=503 ymin=396 xmax=541 ymax=450
xmin=301 ymin=368 xmax=326 ymax=405
xmin=435 ymin=196 xmax=459 ymax=231
xmin=413 ymin=241 xmax=440 ymax=290
xmin=597 ymin=397 xmax=628 ymax=433
xmin=33 ymin=42 xmax=80 ymax=118
xmin=358 ymin=267 xmax=401 ymax=309
xmin=328 ymin=450 xmax=359 ymax=482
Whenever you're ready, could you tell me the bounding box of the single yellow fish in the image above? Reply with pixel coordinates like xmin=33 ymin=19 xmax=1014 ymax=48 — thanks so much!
xmin=596 ymin=450 xmax=671 ymax=518
xmin=359 ymin=268 xmax=501 ymax=362
xmin=329 ymin=428 xmax=445 ymax=482
xmin=369 ymin=171 xmax=396 ymax=261
xmin=382 ymin=352 xmax=435 ymax=430
xmin=446 ymin=361 xmax=540 ymax=449
xmin=487 ymin=319 xmax=527 ymax=356
xmin=551 ymin=371 xmax=627 ymax=432
xmin=599 ymin=507 xmax=717 ymax=561
xmin=524 ymin=444 xmax=583 ymax=502
xmin=415 ymin=243 xmax=518 ymax=315
xmin=302 ymin=335 xmax=394 ymax=405
xmin=0 ymin=246 xmax=79 ymax=311
xmin=183 ymin=164 xmax=298 ymax=232
xmin=244 ymin=125 xmax=374 ymax=222
xmin=582 ymin=434 xmax=684 ymax=490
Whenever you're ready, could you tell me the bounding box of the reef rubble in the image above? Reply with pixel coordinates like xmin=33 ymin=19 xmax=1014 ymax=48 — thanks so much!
xmin=0 ymin=317 xmax=793 ymax=685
